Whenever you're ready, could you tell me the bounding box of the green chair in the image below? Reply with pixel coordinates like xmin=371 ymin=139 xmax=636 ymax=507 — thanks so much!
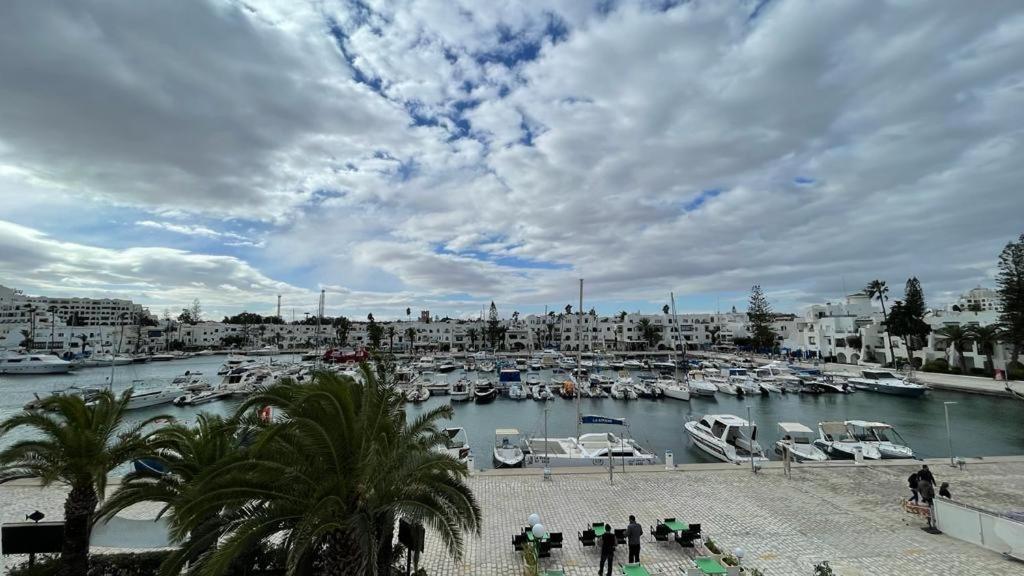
xmin=543 ymin=571 xmax=565 ymax=576
xmin=621 ymin=563 xmax=652 ymax=576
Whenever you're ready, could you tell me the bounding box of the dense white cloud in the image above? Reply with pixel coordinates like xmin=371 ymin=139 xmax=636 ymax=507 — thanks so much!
xmin=1 ymin=0 xmax=1022 ymax=315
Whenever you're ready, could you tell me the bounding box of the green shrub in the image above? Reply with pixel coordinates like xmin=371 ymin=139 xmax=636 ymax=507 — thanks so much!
xmin=922 ymin=359 xmax=949 ymax=373
xmin=721 ymin=554 xmax=738 ymax=566
xmin=813 ymin=560 xmax=835 ymax=576
xmin=745 ymin=569 xmax=765 ymax=576
xmin=969 ymin=367 xmax=988 ymax=376
xmin=1008 ymin=362 xmax=1024 ymax=381
xmin=704 ymin=537 xmax=721 ymax=554
xmin=8 ymin=550 xmax=290 ymax=576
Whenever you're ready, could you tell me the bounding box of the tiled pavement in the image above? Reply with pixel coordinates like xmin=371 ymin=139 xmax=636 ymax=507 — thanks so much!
xmin=3 ymin=458 xmax=1024 ymax=575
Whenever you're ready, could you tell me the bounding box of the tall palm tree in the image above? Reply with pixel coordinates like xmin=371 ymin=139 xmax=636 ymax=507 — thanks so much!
xmin=636 ymin=318 xmax=661 ymax=349
xmin=98 ymin=414 xmax=242 ymax=573
xmin=935 ymin=324 xmax=974 ymax=372
xmin=866 ymin=280 xmax=897 ymax=366
xmin=0 ymin=391 xmax=164 ymax=576
xmin=968 ymin=324 xmax=1003 ymax=374
xmin=386 ymin=325 xmax=396 ymax=350
xmin=169 ymin=370 xmax=481 ymax=576
xmin=77 ymin=333 xmax=89 ymax=356
xmin=405 ymin=326 xmax=417 ymax=352
xmin=466 ymin=327 xmax=478 ymax=350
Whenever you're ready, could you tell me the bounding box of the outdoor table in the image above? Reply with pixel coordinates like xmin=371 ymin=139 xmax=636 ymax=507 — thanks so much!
xmin=693 ymin=557 xmax=727 ymax=575
xmin=592 ymin=523 xmax=608 ymax=536
xmin=621 ymin=563 xmax=652 ymax=576
xmin=663 ymin=519 xmax=686 ymax=532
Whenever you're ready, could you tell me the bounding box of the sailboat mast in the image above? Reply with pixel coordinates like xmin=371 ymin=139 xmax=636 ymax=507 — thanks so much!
xmin=670 ymin=292 xmax=681 ymax=382
xmin=575 ymin=278 xmax=583 ymax=440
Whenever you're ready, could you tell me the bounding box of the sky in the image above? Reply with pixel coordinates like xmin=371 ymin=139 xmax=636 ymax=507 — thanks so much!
xmin=0 ymin=0 xmax=1022 ymax=321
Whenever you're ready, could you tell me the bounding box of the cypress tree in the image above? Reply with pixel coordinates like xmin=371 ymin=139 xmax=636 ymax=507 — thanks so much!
xmin=996 ymin=234 xmax=1024 ymax=370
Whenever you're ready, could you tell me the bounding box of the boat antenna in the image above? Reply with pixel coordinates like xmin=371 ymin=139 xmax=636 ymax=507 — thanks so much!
xmin=670 ymin=292 xmax=681 ymax=383
xmin=576 ymin=278 xmax=583 ymax=440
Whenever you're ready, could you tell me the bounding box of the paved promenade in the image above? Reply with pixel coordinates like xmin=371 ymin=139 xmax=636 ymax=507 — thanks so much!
xmin=3 ymin=458 xmax=1024 ymax=575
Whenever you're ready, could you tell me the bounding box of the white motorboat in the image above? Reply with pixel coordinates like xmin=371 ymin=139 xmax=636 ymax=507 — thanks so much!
xmin=651 ymin=359 xmax=675 ymax=371
xmin=406 ymin=385 xmax=430 ymax=403
xmin=493 ymin=428 xmax=525 ymax=468
xmin=774 ymin=422 xmax=829 ymax=462
xmin=248 ymin=345 xmax=280 ymax=356
xmin=622 ymin=359 xmax=643 ymax=369
xmin=659 ymin=379 xmax=691 ymax=401
xmin=610 ymin=382 xmax=637 ymax=400
xmin=813 ymin=421 xmax=882 ymax=460
xmin=437 ymin=360 xmax=458 ymax=373
xmin=195 ymin=349 xmax=215 ymax=356
xmin=172 ymin=388 xmax=234 ymax=406
xmin=0 ymin=352 xmax=73 ymax=375
xmin=507 ymin=383 xmax=528 ymax=400
xmin=437 ymin=427 xmax=471 ymax=464
xmin=449 ymin=378 xmax=473 ymax=402
xmin=721 ymin=368 xmax=760 ymax=395
xmin=149 ymin=354 xmax=175 ymax=362
xmin=525 ymin=431 xmax=657 ymax=467
xmin=848 ymin=370 xmax=927 ymax=397
xmin=710 ymin=376 xmax=745 ymax=397
xmin=684 ymin=414 xmax=769 ymax=465
xmin=525 ymin=372 xmax=542 ymax=386
xmin=88 ymin=353 xmax=134 ymax=366
xmin=478 ymin=360 xmax=496 ymax=372
xmin=171 ymin=371 xmax=211 ymax=392
xmin=845 ymin=420 xmax=914 ymax=459
xmin=218 ymin=356 xmax=256 ymax=375
xmin=122 ymin=383 xmax=180 ymax=410
xmin=686 ymin=374 xmax=718 ymax=397
xmin=414 ymin=356 xmax=437 ymax=371
xmin=531 ymin=383 xmax=554 ymax=401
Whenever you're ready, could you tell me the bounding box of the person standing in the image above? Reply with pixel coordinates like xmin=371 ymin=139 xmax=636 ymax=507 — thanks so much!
xmin=626 ymin=515 xmax=643 ymax=564
xmin=907 ymin=470 xmax=920 ymax=503
xmin=599 ymin=523 xmax=616 ymax=576
xmin=918 ymin=464 xmax=936 ymax=487
xmin=781 ymin=435 xmax=793 ymax=478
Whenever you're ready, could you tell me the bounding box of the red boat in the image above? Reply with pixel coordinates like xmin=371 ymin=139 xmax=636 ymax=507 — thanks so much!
xmin=323 ymin=348 xmax=370 ymax=364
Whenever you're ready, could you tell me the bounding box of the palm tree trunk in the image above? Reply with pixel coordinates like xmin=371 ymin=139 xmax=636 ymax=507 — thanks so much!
xmin=879 ymin=301 xmax=896 ymax=368
xmin=59 ymin=484 xmax=98 ymax=576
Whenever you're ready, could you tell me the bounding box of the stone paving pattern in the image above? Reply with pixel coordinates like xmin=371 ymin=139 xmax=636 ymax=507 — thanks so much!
xmin=3 ymin=459 xmax=1024 ymax=575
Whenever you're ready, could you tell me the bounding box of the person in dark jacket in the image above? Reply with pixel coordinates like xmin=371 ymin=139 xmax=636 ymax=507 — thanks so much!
xmin=939 ymin=482 xmax=951 ymax=499
xmin=907 ymin=471 xmax=920 ymax=503
xmin=599 ymin=523 xmax=616 ymax=576
xmin=918 ymin=464 xmax=936 ymax=486
xmin=918 ymin=477 xmax=935 ymax=505
xmin=626 ymin=515 xmax=643 ymax=563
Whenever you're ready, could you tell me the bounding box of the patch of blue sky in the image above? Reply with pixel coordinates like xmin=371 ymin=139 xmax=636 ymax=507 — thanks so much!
xmin=681 ymin=188 xmax=723 ymax=212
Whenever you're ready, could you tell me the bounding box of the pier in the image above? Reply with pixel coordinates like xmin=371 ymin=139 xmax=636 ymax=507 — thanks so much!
xmin=4 ymin=458 xmax=1024 ymax=574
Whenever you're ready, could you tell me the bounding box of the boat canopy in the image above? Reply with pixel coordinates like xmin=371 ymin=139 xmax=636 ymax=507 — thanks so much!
xmin=845 ymin=420 xmax=891 ymax=429
xmin=495 ymin=428 xmax=520 ymax=436
xmin=777 ymin=422 xmax=813 ymax=435
xmin=580 ymin=415 xmax=626 ymax=426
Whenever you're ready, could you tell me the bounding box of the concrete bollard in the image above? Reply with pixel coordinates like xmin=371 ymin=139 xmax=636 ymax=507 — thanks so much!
xmin=467 ymin=453 xmax=475 ymax=476
xmin=854 ymin=446 xmax=863 ymax=464
xmin=665 ymin=450 xmax=675 ymax=469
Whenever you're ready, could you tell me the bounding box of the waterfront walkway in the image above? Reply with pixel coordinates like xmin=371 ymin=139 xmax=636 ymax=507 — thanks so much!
xmin=3 ymin=458 xmax=1024 ymax=575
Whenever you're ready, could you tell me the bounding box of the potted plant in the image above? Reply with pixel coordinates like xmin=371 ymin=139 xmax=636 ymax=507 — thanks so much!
xmin=813 ymin=561 xmax=835 ymax=576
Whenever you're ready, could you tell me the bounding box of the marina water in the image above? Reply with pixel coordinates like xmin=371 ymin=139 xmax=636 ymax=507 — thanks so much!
xmin=2 ymin=354 xmax=1022 ymax=470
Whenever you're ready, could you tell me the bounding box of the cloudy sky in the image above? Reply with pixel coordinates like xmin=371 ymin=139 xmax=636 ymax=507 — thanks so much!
xmin=1 ymin=0 xmax=1021 ymax=321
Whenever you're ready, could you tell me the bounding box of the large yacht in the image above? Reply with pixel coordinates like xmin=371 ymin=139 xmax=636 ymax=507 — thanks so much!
xmin=684 ymin=414 xmax=769 ymax=465
xmin=848 ymin=370 xmax=927 ymax=397
xmin=0 ymin=352 xmax=73 ymax=375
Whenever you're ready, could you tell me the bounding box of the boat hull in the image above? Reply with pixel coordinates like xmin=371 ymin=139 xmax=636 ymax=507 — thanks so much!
xmin=474 ymin=388 xmax=498 ymax=403
xmin=662 ymin=386 xmax=690 ymax=401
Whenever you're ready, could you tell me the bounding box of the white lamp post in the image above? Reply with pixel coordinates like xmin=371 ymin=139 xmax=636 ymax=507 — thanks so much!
xmin=943 ymin=401 xmax=957 ymax=467
xmin=733 ymin=547 xmax=744 ymax=565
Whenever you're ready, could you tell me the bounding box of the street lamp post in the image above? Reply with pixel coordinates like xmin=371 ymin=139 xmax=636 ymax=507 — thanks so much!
xmin=943 ymin=401 xmax=957 ymax=467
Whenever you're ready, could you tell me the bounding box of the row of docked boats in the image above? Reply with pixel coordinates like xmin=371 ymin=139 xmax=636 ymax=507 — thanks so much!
xmin=683 ymin=414 xmax=916 ymax=465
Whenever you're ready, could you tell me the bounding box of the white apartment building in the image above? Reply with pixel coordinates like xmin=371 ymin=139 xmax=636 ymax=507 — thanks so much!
xmin=957 ymin=286 xmax=1001 ymax=312
xmin=0 ymin=284 xmax=150 ymax=327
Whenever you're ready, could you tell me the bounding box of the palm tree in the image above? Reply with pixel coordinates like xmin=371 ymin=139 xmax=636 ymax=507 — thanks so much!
xmin=662 ymin=304 xmax=670 ymax=315
xmin=565 ymin=304 xmax=572 ymax=315
xmin=0 ymin=391 xmax=164 ymax=576
xmin=968 ymin=324 xmax=1003 ymax=374
xmin=636 ymin=318 xmax=661 ymax=349
xmin=98 ymin=414 xmax=242 ymax=573
xmin=168 ymin=370 xmax=481 ymax=576
xmin=866 ymin=280 xmax=897 ymax=366
xmin=77 ymin=333 xmax=89 ymax=356
xmin=405 ymin=326 xmax=417 ymax=352
xmin=386 ymin=325 xmax=396 ymax=350
xmin=466 ymin=327 xmax=478 ymax=350
xmin=935 ymin=324 xmax=974 ymax=372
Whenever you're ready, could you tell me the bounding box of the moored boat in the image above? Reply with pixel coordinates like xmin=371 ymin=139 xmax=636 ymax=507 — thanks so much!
xmin=684 ymin=414 xmax=769 ymax=465
xmin=449 ymin=378 xmax=473 ymax=402
xmin=474 ymin=382 xmax=498 ymax=403
xmin=0 ymin=351 xmax=73 ymax=375
xmin=774 ymin=422 xmax=829 ymax=462
xmin=848 ymin=370 xmax=927 ymax=397
xmin=845 ymin=420 xmax=914 ymax=458
xmin=813 ymin=421 xmax=882 ymax=459
xmin=493 ymin=428 xmax=525 ymax=468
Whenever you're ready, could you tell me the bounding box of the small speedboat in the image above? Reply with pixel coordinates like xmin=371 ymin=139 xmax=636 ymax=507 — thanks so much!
xmin=173 ymin=388 xmax=234 ymax=406
xmin=449 ymin=379 xmax=473 ymax=402
xmin=474 ymin=382 xmax=498 ymax=403
xmin=813 ymin=421 xmax=882 ymax=460
xmin=774 ymin=422 xmax=829 ymax=462
xmin=684 ymin=414 xmax=769 ymax=465
xmin=437 ymin=361 xmax=458 ymax=373
xmin=659 ymin=379 xmax=690 ymax=401
xmin=525 ymin=372 xmax=542 ymax=386
xmin=493 ymin=428 xmax=525 ymax=468
xmin=531 ymin=384 xmax=553 ymax=401
xmin=848 ymin=370 xmax=926 ymax=397
xmin=406 ymin=386 xmax=430 ymax=403
xmin=437 ymin=427 xmax=471 ymax=463
xmin=846 ymin=420 xmax=914 ymax=458
xmin=507 ymin=383 xmax=528 ymax=400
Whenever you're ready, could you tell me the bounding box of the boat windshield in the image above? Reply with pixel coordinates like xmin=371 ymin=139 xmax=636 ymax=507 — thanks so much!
xmin=873 ymin=372 xmax=897 ymax=379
